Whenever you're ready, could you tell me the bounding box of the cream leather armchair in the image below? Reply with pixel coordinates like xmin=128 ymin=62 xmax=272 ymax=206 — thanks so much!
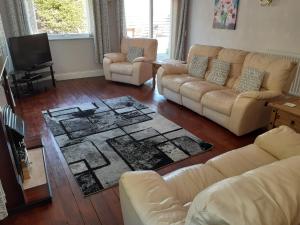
xmin=103 ymin=38 xmax=158 ymax=86
xmin=119 ymin=126 xmax=300 ymax=225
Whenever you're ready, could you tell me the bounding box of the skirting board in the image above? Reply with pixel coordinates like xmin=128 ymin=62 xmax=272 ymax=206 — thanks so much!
xmin=55 ymin=69 xmax=104 ymax=81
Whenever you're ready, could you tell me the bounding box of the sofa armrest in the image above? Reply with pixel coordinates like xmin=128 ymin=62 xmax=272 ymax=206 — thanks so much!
xmin=255 ymin=125 xmax=300 ymax=160
xmin=161 ymin=63 xmax=188 ymax=75
xmin=229 ymin=94 xmax=273 ymax=136
xmin=119 ymin=171 xmax=187 ymax=225
xmin=133 ymin=57 xmax=153 ymax=63
xmin=104 ymin=52 xmax=126 ymax=63
xmin=238 ymin=90 xmax=281 ymax=100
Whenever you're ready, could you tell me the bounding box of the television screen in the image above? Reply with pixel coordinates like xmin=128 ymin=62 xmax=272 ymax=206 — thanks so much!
xmin=8 ymin=33 xmax=52 ymax=71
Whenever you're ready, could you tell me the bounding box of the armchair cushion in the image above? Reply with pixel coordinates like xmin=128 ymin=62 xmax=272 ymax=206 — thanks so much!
xmin=255 ymin=125 xmax=300 ymax=160
xmin=104 ymin=53 xmax=126 ymax=63
xmin=110 ymin=62 xmax=133 ymax=75
xmin=127 ymin=46 xmax=144 ymax=63
xmin=235 ymin=67 xmax=265 ymax=93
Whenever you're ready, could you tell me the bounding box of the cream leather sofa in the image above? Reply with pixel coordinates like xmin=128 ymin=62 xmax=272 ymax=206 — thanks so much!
xmin=119 ymin=126 xmax=300 ymax=225
xmin=157 ymin=45 xmax=297 ymax=136
xmin=103 ymin=37 xmax=158 ymax=86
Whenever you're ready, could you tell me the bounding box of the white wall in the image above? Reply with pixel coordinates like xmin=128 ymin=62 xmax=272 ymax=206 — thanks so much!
xmin=187 ymin=0 xmax=300 ymax=55
xmin=49 ymin=38 xmax=103 ymax=80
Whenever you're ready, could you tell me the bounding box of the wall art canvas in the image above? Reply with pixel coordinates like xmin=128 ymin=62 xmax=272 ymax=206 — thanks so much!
xmin=213 ymin=0 xmax=240 ymax=30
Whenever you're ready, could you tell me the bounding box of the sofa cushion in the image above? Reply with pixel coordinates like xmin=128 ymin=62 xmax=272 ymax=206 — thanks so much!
xmin=206 ymin=59 xmax=230 ymax=86
xmin=217 ymin=48 xmax=248 ymax=88
xmin=255 ymin=125 xmax=300 ymax=160
xmin=201 ymin=89 xmax=238 ymax=116
xmin=235 ymin=53 xmax=296 ymax=92
xmin=110 ymin=62 xmax=133 ymax=75
xmin=188 ymin=56 xmax=208 ymax=78
xmin=186 ymin=156 xmax=300 ymax=225
xmin=187 ymin=45 xmax=222 ymax=72
xmin=163 ymin=164 xmax=225 ymax=206
xmin=127 ymin=46 xmax=144 ymax=63
xmin=206 ymin=144 xmax=277 ymax=178
xmin=180 ymin=81 xmax=224 ymax=102
xmin=235 ymin=67 xmax=265 ymax=92
xmin=162 ymin=75 xmax=200 ymax=93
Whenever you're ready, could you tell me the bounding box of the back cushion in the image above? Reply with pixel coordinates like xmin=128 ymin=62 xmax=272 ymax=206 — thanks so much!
xmin=121 ymin=38 xmax=158 ymax=61
xmin=217 ymin=48 xmax=248 ymax=88
xmin=185 ymin=156 xmax=300 ymax=225
xmin=187 ymin=45 xmax=222 ymax=73
xmin=234 ymin=53 xmax=296 ymax=92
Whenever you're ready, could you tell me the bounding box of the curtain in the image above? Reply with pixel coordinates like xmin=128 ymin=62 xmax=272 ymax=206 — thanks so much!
xmin=91 ymin=0 xmax=126 ymax=64
xmin=0 ymin=0 xmax=32 ymax=37
xmin=0 ymin=13 xmax=12 ymax=72
xmin=170 ymin=0 xmax=189 ymax=61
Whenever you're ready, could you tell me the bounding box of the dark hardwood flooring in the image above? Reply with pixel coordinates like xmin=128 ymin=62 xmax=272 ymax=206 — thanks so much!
xmin=1 ymin=77 xmax=263 ymax=225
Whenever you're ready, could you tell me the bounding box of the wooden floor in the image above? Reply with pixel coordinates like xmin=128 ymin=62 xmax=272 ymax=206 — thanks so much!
xmin=1 ymin=77 xmax=263 ymax=225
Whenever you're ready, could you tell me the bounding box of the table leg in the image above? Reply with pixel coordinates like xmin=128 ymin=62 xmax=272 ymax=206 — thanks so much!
xmin=50 ymin=66 xmax=56 ymax=87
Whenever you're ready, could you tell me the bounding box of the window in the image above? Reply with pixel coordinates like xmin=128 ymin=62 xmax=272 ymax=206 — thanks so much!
xmin=29 ymin=0 xmax=91 ymax=39
xmin=124 ymin=0 xmax=171 ymax=60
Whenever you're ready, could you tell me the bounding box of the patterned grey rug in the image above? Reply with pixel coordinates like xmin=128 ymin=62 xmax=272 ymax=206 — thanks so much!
xmin=43 ymin=96 xmax=213 ymax=196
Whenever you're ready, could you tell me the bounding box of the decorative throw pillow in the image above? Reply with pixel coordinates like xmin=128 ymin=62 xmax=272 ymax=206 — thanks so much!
xmin=127 ymin=47 xmax=144 ymax=63
xmin=235 ymin=67 xmax=265 ymax=93
xmin=188 ymin=56 xmax=208 ymax=78
xmin=207 ymin=59 xmax=230 ymax=86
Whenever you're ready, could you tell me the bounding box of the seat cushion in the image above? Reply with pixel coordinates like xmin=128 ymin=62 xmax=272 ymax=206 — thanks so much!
xmin=110 ymin=62 xmax=133 ymax=75
xmin=186 ymin=156 xmax=300 ymax=225
xmin=163 ymin=164 xmax=225 ymax=206
xmin=180 ymin=81 xmax=224 ymax=102
xmin=201 ymin=89 xmax=238 ymax=116
xmin=162 ymin=75 xmax=200 ymax=93
xmin=206 ymin=144 xmax=277 ymax=178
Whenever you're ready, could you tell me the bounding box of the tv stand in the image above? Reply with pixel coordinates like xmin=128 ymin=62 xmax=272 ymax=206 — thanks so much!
xmin=12 ymin=62 xmax=55 ymax=98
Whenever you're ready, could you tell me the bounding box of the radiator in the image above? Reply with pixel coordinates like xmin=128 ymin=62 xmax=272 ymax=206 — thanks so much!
xmin=265 ymin=49 xmax=300 ymax=96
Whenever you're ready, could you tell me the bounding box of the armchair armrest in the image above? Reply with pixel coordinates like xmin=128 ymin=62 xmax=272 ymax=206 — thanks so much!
xmin=238 ymin=90 xmax=282 ymax=100
xmin=104 ymin=52 xmax=126 ymax=63
xmin=161 ymin=63 xmax=188 ymax=75
xmin=132 ymin=57 xmax=153 ymax=63
xmin=119 ymin=171 xmax=187 ymax=225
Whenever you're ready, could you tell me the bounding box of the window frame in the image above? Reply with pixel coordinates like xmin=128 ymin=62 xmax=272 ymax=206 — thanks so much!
xmin=30 ymin=0 xmax=92 ymax=40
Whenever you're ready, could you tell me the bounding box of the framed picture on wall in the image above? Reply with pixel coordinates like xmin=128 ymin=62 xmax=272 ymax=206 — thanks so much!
xmin=213 ymin=0 xmax=240 ymax=30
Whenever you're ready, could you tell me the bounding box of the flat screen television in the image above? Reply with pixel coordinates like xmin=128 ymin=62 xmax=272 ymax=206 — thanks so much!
xmin=8 ymin=33 xmax=52 ymax=71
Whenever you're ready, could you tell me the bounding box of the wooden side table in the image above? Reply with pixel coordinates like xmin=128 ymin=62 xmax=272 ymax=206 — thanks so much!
xmin=152 ymin=59 xmax=185 ymax=89
xmin=268 ymin=96 xmax=300 ymax=132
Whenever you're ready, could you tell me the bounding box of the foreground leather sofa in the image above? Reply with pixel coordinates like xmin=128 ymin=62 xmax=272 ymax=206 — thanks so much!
xmin=119 ymin=126 xmax=300 ymax=225
xmin=103 ymin=37 xmax=158 ymax=86
xmin=157 ymin=45 xmax=297 ymax=136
